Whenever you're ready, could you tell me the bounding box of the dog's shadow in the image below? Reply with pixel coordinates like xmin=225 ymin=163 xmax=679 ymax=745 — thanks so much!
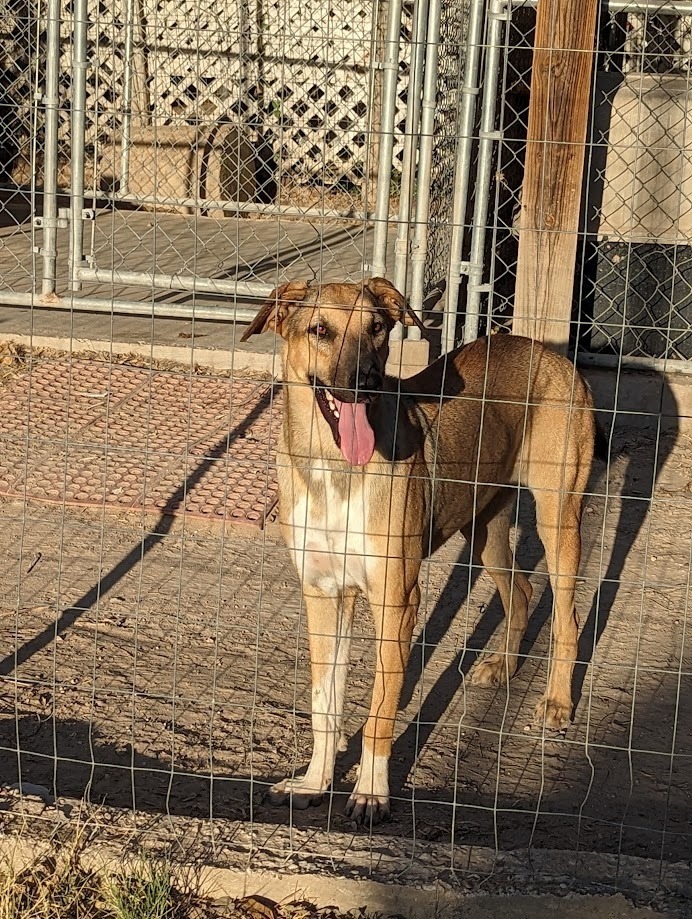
xmin=338 ymin=374 xmax=679 ymax=797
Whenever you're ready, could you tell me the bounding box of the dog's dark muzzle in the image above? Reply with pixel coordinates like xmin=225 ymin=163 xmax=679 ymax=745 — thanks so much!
xmin=331 ymin=363 xmax=383 ymax=404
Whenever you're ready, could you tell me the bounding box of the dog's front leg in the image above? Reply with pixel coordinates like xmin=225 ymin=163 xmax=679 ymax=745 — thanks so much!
xmin=270 ymin=587 xmax=355 ymax=809
xmin=347 ymin=577 xmax=420 ymax=824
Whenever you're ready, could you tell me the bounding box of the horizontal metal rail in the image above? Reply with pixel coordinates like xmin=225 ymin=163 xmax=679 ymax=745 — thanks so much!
xmin=74 ymin=266 xmax=274 ymax=299
xmin=0 ymin=289 xmax=260 ymax=322
xmin=3 ymin=290 xmax=692 ymax=370
xmin=96 ymin=191 xmax=370 ymax=223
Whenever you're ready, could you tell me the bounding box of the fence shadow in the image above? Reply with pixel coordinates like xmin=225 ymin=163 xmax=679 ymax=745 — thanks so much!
xmin=0 ymin=388 xmax=273 ymax=679
xmin=0 ymin=367 xmax=685 ymax=864
xmin=387 ymin=369 xmax=679 ymax=786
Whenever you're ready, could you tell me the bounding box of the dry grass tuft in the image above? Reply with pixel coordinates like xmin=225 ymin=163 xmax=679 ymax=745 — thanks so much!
xmin=0 ymin=827 xmax=381 ymax=919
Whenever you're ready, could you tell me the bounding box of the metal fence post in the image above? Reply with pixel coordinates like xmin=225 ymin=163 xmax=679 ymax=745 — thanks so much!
xmin=39 ymin=0 xmax=61 ymax=297
xmin=441 ymin=0 xmax=485 ymax=353
xmin=406 ymin=0 xmax=442 ymax=336
xmin=69 ymin=0 xmax=89 ymax=290
xmin=391 ymin=0 xmax=428 ymax=343
xmin=462 ymin=0 xmax=509 ymax=344
xmin=370 ymin=0 xmax=404 ymax=279
xmin=120 ymin=0 xmax=149 ymax=196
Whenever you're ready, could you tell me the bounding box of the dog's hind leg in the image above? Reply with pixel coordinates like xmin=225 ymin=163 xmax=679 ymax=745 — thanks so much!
xmin=533 ymin=486 xmax=584 ymax=730
xmin=467 ymin=492 xmax=533 ymax=688
xmin=346 ymin=564 xmax=421 ymax=824
xmin=270 ymin=587 xmax=356 ymax=809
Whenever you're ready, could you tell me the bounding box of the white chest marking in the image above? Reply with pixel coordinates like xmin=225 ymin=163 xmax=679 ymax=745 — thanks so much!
xmin=287 ymin=471 xmax=375 ymax=593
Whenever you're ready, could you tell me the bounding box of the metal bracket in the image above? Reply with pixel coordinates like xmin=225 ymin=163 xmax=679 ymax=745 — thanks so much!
xmin=81 ymin=208 xmax=95 ymax=221
xmin=489 ymin=0 xmax=511 ymax=18
xmin=33 ymin=92 xmax=60 ymax=106
xmin=34 ymin=210 xmax=69 ymax=230
xmin=447 ymin=264 xmax=471 ymax=286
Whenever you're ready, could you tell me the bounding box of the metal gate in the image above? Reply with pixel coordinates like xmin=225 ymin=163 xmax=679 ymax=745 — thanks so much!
xmin=2 ymin=0 xmax=692 ymax=367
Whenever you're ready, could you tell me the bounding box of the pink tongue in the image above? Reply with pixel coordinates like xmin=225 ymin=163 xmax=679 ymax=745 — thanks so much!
xmin=336 ymin=399 xmax=375 ymax=466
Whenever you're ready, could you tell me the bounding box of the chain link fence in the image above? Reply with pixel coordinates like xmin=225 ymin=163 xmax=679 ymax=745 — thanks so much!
xmin=473 ymin=1 xmax=692 ymax=366
xmin=1 ymin=0 xmax=692 ymax=912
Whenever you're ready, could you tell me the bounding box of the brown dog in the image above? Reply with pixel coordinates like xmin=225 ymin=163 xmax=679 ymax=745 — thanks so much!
xmin=242 ymin=278 xmax=599 ymax=824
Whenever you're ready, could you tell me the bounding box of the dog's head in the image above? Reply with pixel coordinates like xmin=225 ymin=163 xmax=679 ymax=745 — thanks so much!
xmin=241 ymin=278 xmax=422 ymax=465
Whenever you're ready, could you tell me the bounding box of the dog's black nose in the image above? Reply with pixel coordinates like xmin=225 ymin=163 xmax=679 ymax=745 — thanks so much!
xmin=358 ymin=365 xmax=383 ymax=393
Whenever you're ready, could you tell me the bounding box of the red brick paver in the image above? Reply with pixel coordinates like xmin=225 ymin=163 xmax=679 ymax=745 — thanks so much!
xmin=0 ymin=361 xmax=281 ymax=527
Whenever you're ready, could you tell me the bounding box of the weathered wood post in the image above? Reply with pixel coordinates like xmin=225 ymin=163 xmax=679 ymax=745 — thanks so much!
xmin=512 ymin=0 xmax=600 ymax=352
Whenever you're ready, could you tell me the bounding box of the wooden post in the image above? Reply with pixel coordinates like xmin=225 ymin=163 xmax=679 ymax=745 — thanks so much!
xmin=512 ymin=0 xmax=599 ymax=351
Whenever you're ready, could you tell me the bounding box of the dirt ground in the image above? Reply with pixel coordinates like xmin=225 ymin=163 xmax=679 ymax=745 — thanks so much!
xmin=0 ymin=352 xmax=690 ymax=916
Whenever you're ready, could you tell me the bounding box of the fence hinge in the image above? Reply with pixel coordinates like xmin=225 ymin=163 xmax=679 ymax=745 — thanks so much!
xmin=489 ymin=0 xmax=510 ymax=19
xmin=469 ymin=282 xmax=493 ymax=295
xmin=32 ymin=208 xmax=70 ymax=256
xmin=447 ymin=263 xmax=470 ymax=286
xmin=33 ymin=91 xmax=60 ymax=106
xmin=82 ymin=208 xmax=95 ymax=221
xmin=34 ymin=208 xmax=70 ymax=231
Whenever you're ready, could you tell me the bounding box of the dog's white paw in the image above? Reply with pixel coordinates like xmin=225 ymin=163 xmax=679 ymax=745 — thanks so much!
xmin=347 ymin=752 xmax=390 ymax=824
xmin=345 ymin=791 xmax=390 ymax=825
xmin=269 ymin=776 xmax=328 ymax=810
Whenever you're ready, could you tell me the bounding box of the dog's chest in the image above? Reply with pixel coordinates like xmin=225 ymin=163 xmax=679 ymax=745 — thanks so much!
xmin=285 ymin=471 xmax=374 ymax=593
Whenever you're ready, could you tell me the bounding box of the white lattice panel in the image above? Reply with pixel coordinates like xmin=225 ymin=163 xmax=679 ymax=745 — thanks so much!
xmin=7 ymin=0 xmax=413 ymax=187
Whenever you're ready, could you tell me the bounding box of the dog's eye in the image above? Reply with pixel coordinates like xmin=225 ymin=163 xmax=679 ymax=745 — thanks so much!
xmin=308 ymin=323 xmax=327 ymax=338
xmin=372 ymin=320 xmax=385 ymax=335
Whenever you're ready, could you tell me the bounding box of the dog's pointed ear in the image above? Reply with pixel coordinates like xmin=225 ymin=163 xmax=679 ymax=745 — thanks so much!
xmin=365 ymin=277 xmax=426 ymax=334
xmin=240 ymin=280 xmax=310 ymax=341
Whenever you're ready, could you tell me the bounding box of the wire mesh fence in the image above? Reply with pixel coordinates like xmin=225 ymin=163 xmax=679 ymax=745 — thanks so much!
xmin=0 ymin=0 xmax=691 ymax=913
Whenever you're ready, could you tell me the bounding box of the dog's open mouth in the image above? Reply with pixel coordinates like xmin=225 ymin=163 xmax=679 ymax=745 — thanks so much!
xmin=312 ymin=380 xmax=376 ymax=466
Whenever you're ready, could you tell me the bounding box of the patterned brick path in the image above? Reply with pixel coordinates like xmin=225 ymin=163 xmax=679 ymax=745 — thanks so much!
xmin=0 ymin=360 xmax=281 ymax=527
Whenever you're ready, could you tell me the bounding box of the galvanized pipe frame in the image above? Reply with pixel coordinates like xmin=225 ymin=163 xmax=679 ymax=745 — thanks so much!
xmin=391 ymin=0 xmax=428 ymax=343
xmin=39 ymin=0 xmax=62 ymax=297
xmin=441 ymin=0 xmax=486 ymax=354
xmin=60 ymin=0 xmax=402 ymax=309
xmin=370 ymin=0 xmax=406 ymax=278
xmin=19 ymin=0 xmax=692 ymax=376
xmin=69 ymin=0 xmax=88 ymax=293
xmin=119 ymin=0 xmax=137 ymax=198
xmin=406 ymin=0 xmax=443 ymax=339
xmin=0 ymin=289 xmax=260 ymax=323
xmin=74 ymin=266 xmax=274 ymax=300
xmin=462 ymin=0 xmax=510 ymax=346
xmin=91 ymin=191 xmax=369 ymax=222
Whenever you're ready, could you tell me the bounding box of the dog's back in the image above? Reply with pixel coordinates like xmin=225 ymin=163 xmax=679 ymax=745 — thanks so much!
xmin=399 ymin=335 xmax=597 ymax=548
